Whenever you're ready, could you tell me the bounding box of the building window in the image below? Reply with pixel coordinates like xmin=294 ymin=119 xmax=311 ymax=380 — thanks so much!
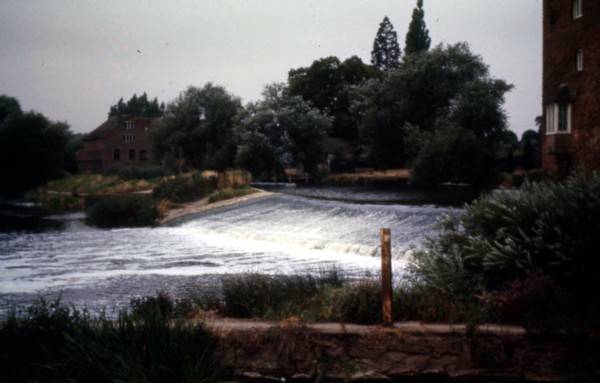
xmin=125 ymin=120 xmax=134 ymax=130
xmin=123 ymin=135 xmax=136 ymax=143
xmin=114 ymin=149 xmax=120 ymax=161
xmin=546 ymin=103 xmax=572 ymax=134
xmin=576 ymin=49 xmax=584 ymax=71
xmin=129 ymin=149 xmax=135 ymax=160
xmin=139 ymin=150 xmax=147 ymax=161
xmin=573 ymin=0 xmax=582 ymax=19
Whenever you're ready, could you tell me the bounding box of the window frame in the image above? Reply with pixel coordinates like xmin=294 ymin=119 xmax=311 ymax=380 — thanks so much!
xmin=114 ymin=149 xmax=120 ymax=161
xmin=546 ymin=103 xmax=572 ymax=135
xmin=576 ymin=49 xmax=584 ymax=72
xmin=573 ymin=0 xmax=582 ymax=19
xmin=129 ymin=149 xmax=135 ymax=161
xmin=125 ymin=120 xmax=134 ymax=130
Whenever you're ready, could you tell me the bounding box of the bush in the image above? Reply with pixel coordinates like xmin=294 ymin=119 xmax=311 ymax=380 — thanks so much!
xmin=410 ymin=126 xmax=496 ymax=187
xmin=152 ymin=172 xmax=217 ymax=203
xmin=216 ymin=269 xmax=346 ymax=319
xmin=207 ymin=186 xmax=254 ymax=203
xmin=410 ymin=172 xmax=600 ymax=327
xmin=330 ymin=281 xmax=381 ymax=324
xmin=108 ymin=165 xmax=169 ymax=180
xmin=130 ymin=291 xmax=195 ymax=320
xmin=86 ymin=194 xmax=158 ymax=228
xmin=0 ymin=299 xmax=224 ymax=382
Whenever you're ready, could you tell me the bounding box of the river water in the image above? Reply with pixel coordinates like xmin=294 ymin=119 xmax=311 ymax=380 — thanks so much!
xmin=0 ymin=186 xmax=470 ymax=314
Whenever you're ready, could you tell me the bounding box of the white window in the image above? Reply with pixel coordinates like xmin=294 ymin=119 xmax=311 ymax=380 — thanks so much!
xmin=576 ymin=49 xmax=584 ymax=71
xmin=546 ymin=103 xmax=572 ymax=134
xmin=573 ymin=0 xmax=582 ymax=19
xmin=122 ymin=135 xmax=136 ymax=143
xmin=125 ymin=121 xmax=134 ymax=130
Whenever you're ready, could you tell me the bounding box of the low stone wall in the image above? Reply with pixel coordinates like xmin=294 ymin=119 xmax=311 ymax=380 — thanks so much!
xmin=209 ymin=320 xmax=600 ymax=382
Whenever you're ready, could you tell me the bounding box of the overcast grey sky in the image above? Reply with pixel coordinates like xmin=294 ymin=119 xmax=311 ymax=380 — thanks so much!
xmin=0 ymin=0 xmax=542 ymax=135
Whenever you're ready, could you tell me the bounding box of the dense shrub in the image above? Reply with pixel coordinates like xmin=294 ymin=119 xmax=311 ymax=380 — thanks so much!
xmin=218 ymin=269 xmax=345 ymax=319
xmin=130 ymin=291 xmax=195 ymax=320
xmin=330 ymin=281 xmax=381 ymax=324
xmin=108 ymin=165 xmax=169 ymax=180
xmin=410 ymin=172 xmax=600 ymax=328
xmin=410 ymin=125 xmax=496 ymax=187
xmin=0 ymin=299 xmax=223 ymax=382
xmin=86 ymin=194 xmax=158 ymax=228
xmin=152 ymin=172 xmax=217 ymax=203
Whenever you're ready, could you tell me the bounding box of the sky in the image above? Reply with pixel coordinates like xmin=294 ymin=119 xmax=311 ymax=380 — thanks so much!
xmin=0 ymin=0 xmax=542 ymax=135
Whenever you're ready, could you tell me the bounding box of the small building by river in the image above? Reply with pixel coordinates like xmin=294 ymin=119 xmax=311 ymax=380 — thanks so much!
xmin=76 ymin=115 xmax=159 ymax=173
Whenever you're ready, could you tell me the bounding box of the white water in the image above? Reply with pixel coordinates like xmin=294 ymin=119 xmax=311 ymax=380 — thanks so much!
xmin=0 ymin=192 xmax=460 ymax=311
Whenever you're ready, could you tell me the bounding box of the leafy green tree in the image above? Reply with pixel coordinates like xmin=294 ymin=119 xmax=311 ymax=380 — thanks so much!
xmin=288 ymin=56 xmax=380 ymax=141
xmin=151 ymin=83 xmax=242 ymax=171
xmin=0 ymin=95 xmax=22 ymax=123
xmin=0 ymin=111 xmax=74 ymax=196
xmin=235 ymin=84 xmax=331 ymax=177
xmin=520 ymin=129 xmax=540 ymax=170
xmin=353 ymin=43 xmax=511 ymax=171
xmin=109 ymin=93 xmax=162 ymax=117
xmin=405 ymin=0 xmax=431 ymax=55
xmin=371 ymin=16 xmax=401 ymax=71
xmin=410 ymin=124 xmax=495 ymax=187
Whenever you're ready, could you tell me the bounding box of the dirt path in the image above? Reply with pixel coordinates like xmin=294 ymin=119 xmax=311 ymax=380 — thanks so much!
xmin=159 ymin=188 xmax=274 ymax=225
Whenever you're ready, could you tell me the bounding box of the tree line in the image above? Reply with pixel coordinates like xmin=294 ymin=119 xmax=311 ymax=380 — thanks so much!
xmin=148 ymin=0 xmax=539 ymax=185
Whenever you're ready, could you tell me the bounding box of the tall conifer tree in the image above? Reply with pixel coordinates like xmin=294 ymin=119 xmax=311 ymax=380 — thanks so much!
xmin=405 ymin=0 xmax=431 ymax=55
xmin=371 ymin=16 xmax=401 ymax=71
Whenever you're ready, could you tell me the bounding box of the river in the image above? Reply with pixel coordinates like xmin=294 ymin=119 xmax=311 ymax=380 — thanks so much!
xmin=0 ymin=186 xmax=471 ymax=314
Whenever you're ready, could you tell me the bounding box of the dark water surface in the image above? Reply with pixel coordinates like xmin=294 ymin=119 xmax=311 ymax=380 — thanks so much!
xmin=0 ymin=187 xmax=471 ymax=314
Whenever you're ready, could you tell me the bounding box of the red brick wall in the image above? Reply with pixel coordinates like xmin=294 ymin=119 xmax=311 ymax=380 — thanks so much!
xmin=77 ymin=117 xmax=158 ymax=173
xmin=542 ymin=0 xmax=600 ymax=173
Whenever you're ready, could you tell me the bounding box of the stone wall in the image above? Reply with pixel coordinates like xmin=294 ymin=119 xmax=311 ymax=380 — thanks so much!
xmin=211 ymin=320 xmax=600 ymax=382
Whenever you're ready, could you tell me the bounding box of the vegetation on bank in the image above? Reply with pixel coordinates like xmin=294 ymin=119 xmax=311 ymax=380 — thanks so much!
xmin=86 ymin=194 xmax=158 ymax=228
xmin=152 ymin=172 xmax=218 ymax=203
xmin=0 ymin=299 xmax=224 ymax=383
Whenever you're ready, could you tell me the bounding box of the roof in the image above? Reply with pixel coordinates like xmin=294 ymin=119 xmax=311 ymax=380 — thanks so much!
xmin=84 ymin=115 xmax=161 ymax=141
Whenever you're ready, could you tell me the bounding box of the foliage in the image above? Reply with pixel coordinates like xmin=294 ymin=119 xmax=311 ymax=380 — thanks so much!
xmin=108 ymin=165 xmax=169 ymax=180
xmin=0 ymin=299 xmax=223 ymax=382
xmin=218 ymin=269 xmax=345 ymax=319
xmin=405 ymin=0 xmax=431 ymax=55
xmin=371 ymin=16 xmax=401 ymax=71
xmin=288 ymin=56 xmax=380 ymax=141
xmin=151 ymin=83 xmax=242 ymax=171
xmin=520 ymin=129 xmax=541 ymax=170
xmin=235 ymin=83 xmax=331 ymax=177
xmin=86 ymin=194 xmax=158 ymax=228
xmin=410 ymin=173 xmax=600 ymax=305
xmin=353 ymin=43 xmax=512 ymax=171
xmin=410 ymin=125 xmax=496 ymax=187
xmin=152 ymin=172 xmax=217 ymax=203
xmin=130 ymin=291 xmax=195 ymax=320
xmin=108 ymin=92 xmax=163 ymax=117
xmin=329 ymin=281 xmax=381 ymax=324
xmin=0 ymin=104 xmax=76 ymax=197
xmin=207 ymin=186 xmax=255 ymax=204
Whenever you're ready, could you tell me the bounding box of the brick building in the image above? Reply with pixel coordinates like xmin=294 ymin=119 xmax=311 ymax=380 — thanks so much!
xmin=76 ymin=116 xmax=159 ymax=173
xmin=542 ymin=0 xmax=600 ymax=174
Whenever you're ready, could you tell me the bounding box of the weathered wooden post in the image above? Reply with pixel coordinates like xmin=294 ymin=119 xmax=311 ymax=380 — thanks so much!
xmin=381 ymin=228 xmax=393 ymax=326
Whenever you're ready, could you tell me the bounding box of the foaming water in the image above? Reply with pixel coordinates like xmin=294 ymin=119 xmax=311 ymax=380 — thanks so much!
xmin=0 ymin=192 xmax=460 ymax=312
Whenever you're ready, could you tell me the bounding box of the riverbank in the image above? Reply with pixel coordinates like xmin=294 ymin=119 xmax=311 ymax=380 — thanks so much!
xmin=208 ymin=318 xmax=598 ymax=382
xmin=159 ymin=188 xmax=273 ymax=225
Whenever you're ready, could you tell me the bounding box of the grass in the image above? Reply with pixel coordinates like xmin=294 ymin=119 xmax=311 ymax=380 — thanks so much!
xmin=0 ymin=298 xmax=225 ymax=383
xmin=43 ymin=173 xmax=161 ymax=195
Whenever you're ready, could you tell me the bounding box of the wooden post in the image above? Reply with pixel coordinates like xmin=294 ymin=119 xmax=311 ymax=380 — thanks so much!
xmin=380 ymin=228 xmax=393 ymax=326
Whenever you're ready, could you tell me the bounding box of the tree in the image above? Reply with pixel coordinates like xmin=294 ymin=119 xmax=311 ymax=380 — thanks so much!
xmin=0 ymin=95 xmax=22 ymax=123
xmin=235 ymin=83 xmax=332 ymax=178
xmin=353 ymin=43 xmax=512 ymax=173
xmin=0 ymin=110 xmax=74 ymax=196
xmin=151 ymin=83 xmax=242 ymax=171
xmin=109 ymin=93 xmax=162 ymax=118
xmin=288 ymin=56 xmax=380 ymax=141
xmin=520 ymin=129 xmax=540 ymax=169
xmin=405 ymin=0 xmax=431 ymax=55
xmin=371 ymin=16 xmax=401 ymax=71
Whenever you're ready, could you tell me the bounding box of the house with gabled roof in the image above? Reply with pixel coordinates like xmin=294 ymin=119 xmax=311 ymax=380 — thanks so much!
xmin=76 ymin=115 xmax=159 ymax=173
